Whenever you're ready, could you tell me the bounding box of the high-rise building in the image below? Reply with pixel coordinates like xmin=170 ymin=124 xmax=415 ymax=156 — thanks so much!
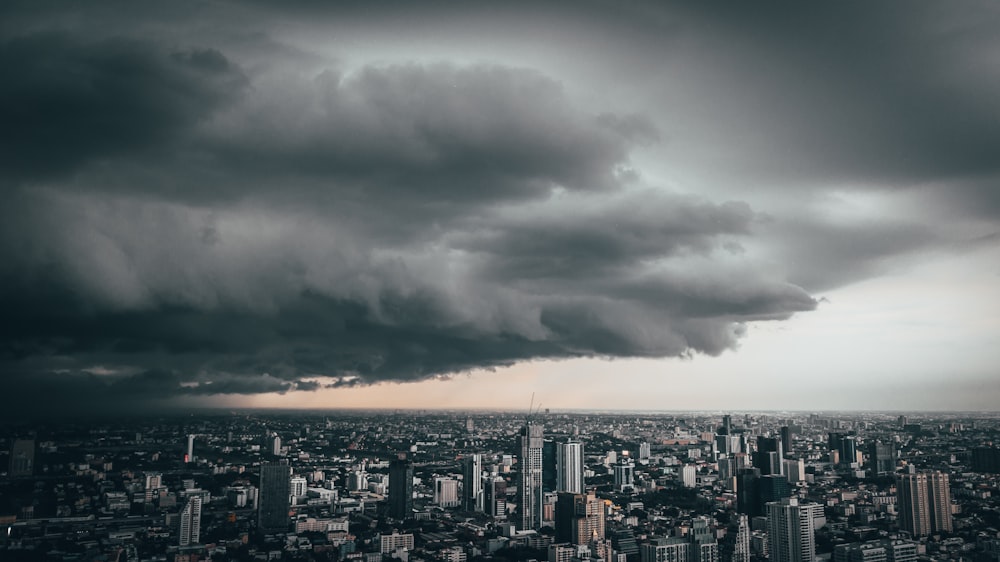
xmin=484 ymin=476 xmax=507 ymax=517
xmin=614 ymin=454 xmax=636 ymax=493
xmin=780 ymin=427 xmax=793 ymax=457
xmin=435 ymin=477 xmax=460 ymax=507
xmin=8 ymin=439 xmax=35 ymax=478
xmin=869 ymin=442 xmax=896 ymax=475
xmin=759 ymin=475 xmax=791 ymax=510
xmin=543 ymin=439 xmax=558 ymax=493
xmin=766 ymin=498 xmax=818 ymax=562
xmin=736 ymin=467 xmax=762 ymax=517
xmin=840 ymin=436 xmax=859 ymax=467
xmin=388 ymin=454 xmax=414 ymax=520
xmin=269 ymin=433 xmax=282 ymax=457
xmin=186 ymin=434 xmax=195 ymax=463
xmin=680 ymin=465 xmax=698 ymax=488
xmin=896 ymin=472 xmax=952 ymax=536
xmin=721 ymin=415 xmax=733 ymax=436
xmin=784 ymin=459 xmax=806 ymax=483
xmin=258 ymin=460 xmax=291 ymax=533
xmin=557 ymin=440 xmax=585 ymax=494
xmin=730 ymin=514 xmax=751 ymax=562
xmin=179 ymin=495 xmax=202 ymax=546
xmin=518 ymin=422 xmax=544 ymax=530
xmin=462 ymin=454 xmax=484 ymax=511
xmin=639 ymin=442 xmax=651 ymax=461
xmin=555 ymin=491 xmax=605 ymax=545
xmin=754 ymin=437 xmax=783 ymax=476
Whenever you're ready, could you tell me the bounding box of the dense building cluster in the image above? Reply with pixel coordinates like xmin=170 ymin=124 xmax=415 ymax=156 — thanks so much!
xmin=2 ymin=411 xmax=1000 ymax=562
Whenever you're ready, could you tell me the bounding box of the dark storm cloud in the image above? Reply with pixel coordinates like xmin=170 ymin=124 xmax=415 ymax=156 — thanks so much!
xmin=0 ymin=31 xmax=246 ymax=181
xmin=26 ymin=2 xmax=978 ymax=413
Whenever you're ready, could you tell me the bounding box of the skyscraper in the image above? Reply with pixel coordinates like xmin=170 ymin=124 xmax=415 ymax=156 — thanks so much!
xmin=754 ymin=436 xmax=784 ymax=476
xmin=869 ymin=442 xmax=896 ymax=475
xmin=557 ymin=440 xmax=584 ymax=494
xmin=780 ymin=426 xmax=793 ymax=457
xmin=186 ymin=434 xmax=195 ymax=463
xmin=543 ymin=439 xmax=558 ymax=493
xmin=462 ymin=454 xmax=484 ymax=512
xmin=736 ymin=467 xmax=762 ymax=517
xmin=179 ymin=495 xmax=202 ymax=546
xmin=840 ymin=436 xmax=859 ymax=467
xmin=614 ymin=454 xmax=636 ymax=493
xmin=896 ymin=472 xmax=952 ymax=536
xmin=389 ymin=454 xmax=414 ymax=520
xmin=730 ymin=514 xmax=751 ymax=562
xmin=555 ymin=491 xmax=605 ymax=545
xmin=258 ymin=460 xmax=290 ymax=533
xmin=766 ymin=498 xmax=818 ymax=562
xmin=518 ymin=422 xmax=544 ymax=530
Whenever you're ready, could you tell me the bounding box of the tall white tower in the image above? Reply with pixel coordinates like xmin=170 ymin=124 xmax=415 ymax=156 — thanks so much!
xmin=556 ymin=440 xmax=584 ymax=494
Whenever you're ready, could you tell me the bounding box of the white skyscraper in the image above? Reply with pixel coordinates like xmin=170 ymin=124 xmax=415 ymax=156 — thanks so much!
xmin=179 ymin=496 xmax=202 ymax=546
xmin=463 ymin=454 xmax=484 ymax=511
xmin=557 ymin=440 xmax=584 ymax=494
xmin=186 ymin=434 xmax=195 ymax=463
xmin=732 ymin=514 xmax=751 ymax=562
xmin=766 ymin=498 xmax=818 ymax=562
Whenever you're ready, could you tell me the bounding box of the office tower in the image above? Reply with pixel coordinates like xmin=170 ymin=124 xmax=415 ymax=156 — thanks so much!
xmin=186 ymin=434 xmax=195 ymax=463
xmin=614 ymin=455 xmax=636 ymax=493
xmin=840 ymin=436 xmax=859 ymax=467
xmin=555 ymin=491 xmax=605 ymax=545
xmin=722 ymin=415 xmax=733 ymax=436
xmin=766 ymin=498 xmax=818 ymax=562
xmin=639 ymin=442 xmax=651 ymax=461
xmin=557 ymin=440 xmax=585 ymax=494
xmin=543 ymin=439 xmax=558 ymax=493
xmin=784 ymin=459 xmax=806 ymax=483
xmin=759 ymin=475 xmax=791 ymax=513
xmin=611 ymin=528 xmax=640 ymax=562
xmin=641 ymin=525 xmax=718 ymax=562
xmin=731 ymin=514 xmax=751 ymax=562
xmin=780 ymin=427 xmax=793 ymax=457
xmin=518 ymin=422 xmax=544 ymax=530
xmin=435 ymin=477 xmax=460 ymax=507
xmin=896 ymin=472 xmax=952 ymax=536
xmin=8 ymin=439 xmax=35 ymax=478
xmin=389 ymin=454 xmax=414 ymax=520
xmin=270 ymin=433 xmax=282 ymax=457
xmin=754 ymin=437 xmax=783 ymax=476
xmin=462 ymin=454 xmax=484 ymax=511
xmin=258 ymin=461 xmax=290 ymax=533
xmin=179 ymin=495 xmax=202 ymax=546
xmin=736 ymin=467 xmax=762 ymax=517
xmin=869 ymin=442 xmax=896 ymax=475
xmin=485 ymin=476 xmax=507 ymax=517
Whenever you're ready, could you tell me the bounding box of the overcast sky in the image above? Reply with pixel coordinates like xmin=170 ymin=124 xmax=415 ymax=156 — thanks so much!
xmin=2 ymin=1 xmax=998 ymax=417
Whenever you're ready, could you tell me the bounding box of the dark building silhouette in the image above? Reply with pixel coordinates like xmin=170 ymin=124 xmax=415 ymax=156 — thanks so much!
xmin=737 ymin=467 xmax=762 ymax=517
xmin=389 ymin=454 xmax=414 ymax=520
xmin=840 ymin=436 xmax=859 ymax=466
xmin=971 ymin=447 xmax=1000 ymax=473
xmin=8 ymin=439 xmax=35 ymax=478
xmin=721 ymin=415 xmax=733 ymax=436
xmin=759 ymin=474 xmax=792 ymax=512
xmin=462 ymin=454 xmax=484 ymax=512
xmin=543 ymin=439 xmax=557 ymax=493
xmin=258 ymin=460 xmax=290 ymax=533
xmin=780 ymin=426 xmax=793 ymax=457
xmin=754 ymin=437 xmax=783 ymax=476
xmin=555 ymin=491 xmax=605 ymax=545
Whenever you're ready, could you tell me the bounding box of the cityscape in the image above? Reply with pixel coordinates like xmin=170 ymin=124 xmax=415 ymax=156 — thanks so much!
xmin=3 ymin=410 xmax=1000 ymax=562
xmin=2 ymin=1 xmax=999 ymax=562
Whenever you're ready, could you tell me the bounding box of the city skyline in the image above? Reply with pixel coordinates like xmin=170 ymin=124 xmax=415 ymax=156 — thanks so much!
xmin=1 ymin=1 xmax=999 ymax=416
